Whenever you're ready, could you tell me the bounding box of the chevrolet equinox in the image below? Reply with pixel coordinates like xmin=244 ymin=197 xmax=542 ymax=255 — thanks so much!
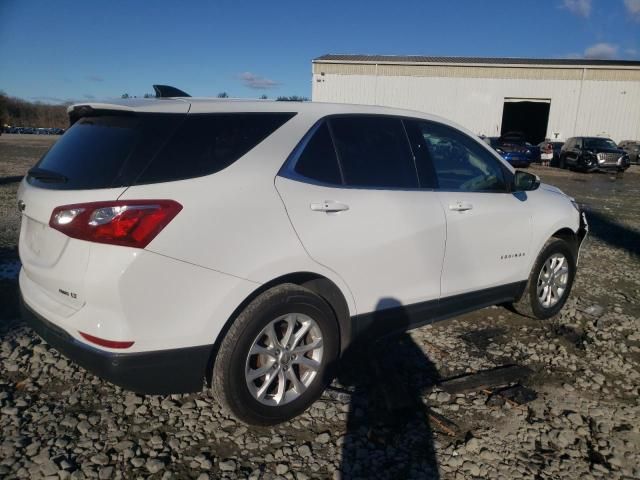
xmin=18 ymin=91 xmax=587 ymax=425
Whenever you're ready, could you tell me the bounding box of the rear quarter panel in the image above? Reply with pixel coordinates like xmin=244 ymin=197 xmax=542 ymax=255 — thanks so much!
xmin=118 ymin=112 xmax=357 ymax=316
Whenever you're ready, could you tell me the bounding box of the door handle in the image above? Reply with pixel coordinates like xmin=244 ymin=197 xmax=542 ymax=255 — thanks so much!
xmin=310 ymin=201 xmax=349 ymax=213
xmin=449 ymin=202 xmax=473 ymax=212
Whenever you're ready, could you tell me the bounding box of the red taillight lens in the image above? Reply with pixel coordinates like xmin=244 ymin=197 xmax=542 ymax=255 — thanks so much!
xmin=50 ymin=200 xmax=182 ymax=248
xmin=79 ymin=331 xmax=134 ymax=349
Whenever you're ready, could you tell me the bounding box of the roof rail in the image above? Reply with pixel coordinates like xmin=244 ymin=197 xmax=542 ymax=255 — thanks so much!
xmin=152 ymin=85 xmax=191 ymax=98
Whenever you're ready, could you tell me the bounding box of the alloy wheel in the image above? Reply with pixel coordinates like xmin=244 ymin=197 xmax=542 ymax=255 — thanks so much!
xmin=536 ymin=253 xmax=569 ymax=308
xmin=245 ymin=313 xmax=324 ymax=406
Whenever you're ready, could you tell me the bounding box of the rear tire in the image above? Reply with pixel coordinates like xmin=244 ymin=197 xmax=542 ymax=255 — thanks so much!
xmin=212 ymin=284 xmax=339 ymax=425
xmin=511 ymin=238 xmax=576 ymax=320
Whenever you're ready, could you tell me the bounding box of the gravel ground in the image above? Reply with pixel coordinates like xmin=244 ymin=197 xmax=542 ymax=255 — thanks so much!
xmin=1 ymin=134 xmax=639 ymax=479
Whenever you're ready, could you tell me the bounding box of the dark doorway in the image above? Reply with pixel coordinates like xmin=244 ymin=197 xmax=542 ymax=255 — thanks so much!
xmin=500 ymin=100 xmax=550 ymax=144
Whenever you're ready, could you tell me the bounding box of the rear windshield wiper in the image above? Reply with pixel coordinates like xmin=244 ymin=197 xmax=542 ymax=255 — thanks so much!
xmin=27 ymin=167 xmax=68 ymax=183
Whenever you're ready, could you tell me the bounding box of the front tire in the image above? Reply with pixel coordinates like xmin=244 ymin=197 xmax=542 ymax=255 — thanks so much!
xmin=212 ymin=284 xmax=339 ymax=425
xmin=511 ymin=238 xmax=576 ymax=319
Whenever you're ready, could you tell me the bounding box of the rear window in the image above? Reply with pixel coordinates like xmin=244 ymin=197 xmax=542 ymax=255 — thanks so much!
xmin=28 ymin=115 xmax=181 ymax=190
xmin=137 ymin=113 xmax=295 ymax=184
xmin=28 ymin=112 xmax=295 ymax=190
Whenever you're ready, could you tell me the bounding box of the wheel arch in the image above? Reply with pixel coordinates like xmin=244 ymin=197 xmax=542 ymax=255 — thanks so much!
xmin=205 ymin=271 xmax=353 ymax=385
xmin=551 ymin=227 xmax=580 ymax=260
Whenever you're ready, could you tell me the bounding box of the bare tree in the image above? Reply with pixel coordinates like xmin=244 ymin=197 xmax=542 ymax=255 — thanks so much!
xmin=0 ymin=93 xmax=68 ymax=128
xmin=276 ymin=95 xmax=309 ymax=102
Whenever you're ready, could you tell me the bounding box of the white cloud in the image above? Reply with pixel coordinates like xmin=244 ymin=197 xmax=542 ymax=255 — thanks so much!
xmin=624 ymin=0 xmax=640 ymax=20
xmin=562 ymin=0 xmax=592 ymax=17
xmin=584 ymin=43 xmax=619 ymax=59
xmin=238 ymin=72 xmax=280 ymax=90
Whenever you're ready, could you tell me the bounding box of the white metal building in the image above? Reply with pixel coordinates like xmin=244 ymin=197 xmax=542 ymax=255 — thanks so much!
xmin=311 ymin=55 xmax=640 ymax=144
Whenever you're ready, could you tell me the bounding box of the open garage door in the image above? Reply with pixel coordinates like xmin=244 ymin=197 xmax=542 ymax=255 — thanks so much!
xmin=500 ymin=98 xmax=550 ymax=144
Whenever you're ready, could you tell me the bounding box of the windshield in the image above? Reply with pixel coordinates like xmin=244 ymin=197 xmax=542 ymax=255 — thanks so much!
xmin=584 ymin=138 xmax=618 ymax=150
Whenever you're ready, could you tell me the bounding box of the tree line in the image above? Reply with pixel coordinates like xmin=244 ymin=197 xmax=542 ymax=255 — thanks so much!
xmin=0 ymin=90 xmax=311 ymax=130
xmin=0 ymin=92 xmax=69 ymax=129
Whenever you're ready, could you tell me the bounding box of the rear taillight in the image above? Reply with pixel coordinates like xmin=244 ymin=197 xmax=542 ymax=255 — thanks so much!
xmin=49 ymin=200 xmax=182 ymax=248
xmin=79 ymin=331 xmax=134 ymax=349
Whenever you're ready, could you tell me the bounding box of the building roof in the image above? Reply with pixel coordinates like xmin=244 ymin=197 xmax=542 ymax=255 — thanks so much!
xmin=314 ymin=54 xmax=640 ymax=68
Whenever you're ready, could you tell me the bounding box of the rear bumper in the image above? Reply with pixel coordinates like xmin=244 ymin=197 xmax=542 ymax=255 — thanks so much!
xmin=21 ymin=297 xmax=212 ymax=395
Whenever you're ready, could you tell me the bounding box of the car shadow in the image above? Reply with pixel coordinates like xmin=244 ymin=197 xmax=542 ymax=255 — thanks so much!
xmin=0 ymin=246 xmax=22 ymax=341
xmin=336 ymin=298 xmax=441 ymax=479
xmin=585 ymin=209 xmax=640 ymax=257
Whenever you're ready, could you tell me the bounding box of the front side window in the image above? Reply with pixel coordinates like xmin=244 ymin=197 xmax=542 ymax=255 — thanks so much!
xmin=408 ymin=120 xmax=509 ymax=192
xmin=329 ymin=116 xmax=419 ymax=188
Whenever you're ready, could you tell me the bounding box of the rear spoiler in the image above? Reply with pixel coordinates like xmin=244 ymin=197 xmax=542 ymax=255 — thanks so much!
xmin=67 ymin=85 xmax=191 ymax=125
xmin=67 ymin=105 xmax=136 ymax=126
xmin=153 ymin=85 xmax=190 ymax=98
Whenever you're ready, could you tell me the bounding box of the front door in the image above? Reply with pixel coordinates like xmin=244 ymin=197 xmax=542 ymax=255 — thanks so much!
xmin=404 ymin=119 xmax=532 ymax=298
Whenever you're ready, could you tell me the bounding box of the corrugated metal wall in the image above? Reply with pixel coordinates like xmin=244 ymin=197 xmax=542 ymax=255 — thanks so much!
xmin=311 ymin=62 xmax=640 ymax=142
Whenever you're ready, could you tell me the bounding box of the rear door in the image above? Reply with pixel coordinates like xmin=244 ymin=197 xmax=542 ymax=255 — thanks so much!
xmin=18 ymin=112 xmax=185 ymax=314
xmin=404 ymin=119 xmax=532 ymax=297
xmin=276 ymin=115 xmax=446 ymax=315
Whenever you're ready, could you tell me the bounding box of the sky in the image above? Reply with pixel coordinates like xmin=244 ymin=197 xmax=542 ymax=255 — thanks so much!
xmin=0 ymin=0 xmax=638 ymax=104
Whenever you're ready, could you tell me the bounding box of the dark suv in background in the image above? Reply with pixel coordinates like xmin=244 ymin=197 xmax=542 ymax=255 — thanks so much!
xmin=560 ymin=137 xmax=630 ymax=172
xmin=618 ymin=140 xmax=640 ymax=164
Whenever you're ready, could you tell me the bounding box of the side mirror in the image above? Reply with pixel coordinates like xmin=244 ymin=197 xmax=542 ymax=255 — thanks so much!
xmin=513 ymin=170 xmax=540 ymax=192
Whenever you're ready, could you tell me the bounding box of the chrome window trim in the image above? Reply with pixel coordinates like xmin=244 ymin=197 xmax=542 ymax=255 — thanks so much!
xmin=277 ymin=113 xmax=513 ymax=194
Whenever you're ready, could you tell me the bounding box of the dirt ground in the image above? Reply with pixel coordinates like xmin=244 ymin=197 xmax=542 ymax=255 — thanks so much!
xmin=0 ymin=133 xmax=639 ymax=479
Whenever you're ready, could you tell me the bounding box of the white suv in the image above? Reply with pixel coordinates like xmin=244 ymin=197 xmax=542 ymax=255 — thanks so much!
xmin=18 ymin=93 xmax=587 ymax=425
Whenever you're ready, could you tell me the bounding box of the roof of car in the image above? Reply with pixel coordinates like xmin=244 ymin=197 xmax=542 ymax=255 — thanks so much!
xmin=68 ymin=97 xmax=456 ymax=124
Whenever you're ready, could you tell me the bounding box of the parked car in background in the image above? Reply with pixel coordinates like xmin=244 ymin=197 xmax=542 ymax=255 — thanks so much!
xmin=489 ymin=132 xmax=533 ymax=168
xmin=560 ymin=137 xmax=630 ymax=172
xmin=3 ymin=126 xmax=64 ymax=135
xmin=619 ymin=140 xmax=640 ymax=164
xmin=525 ymin=142 xmax=541 ymax=163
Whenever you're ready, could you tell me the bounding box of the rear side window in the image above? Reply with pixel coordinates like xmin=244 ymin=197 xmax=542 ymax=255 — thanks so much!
xmin=294 ymin=122 xmax=342 ymax=185
xmin=138 ymin=113 xmax=295 ymax=184
xmin=329 ymin=116 xmax=419 ymax=188
xmin=28 ymin=115 xmax=181 ymax=190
